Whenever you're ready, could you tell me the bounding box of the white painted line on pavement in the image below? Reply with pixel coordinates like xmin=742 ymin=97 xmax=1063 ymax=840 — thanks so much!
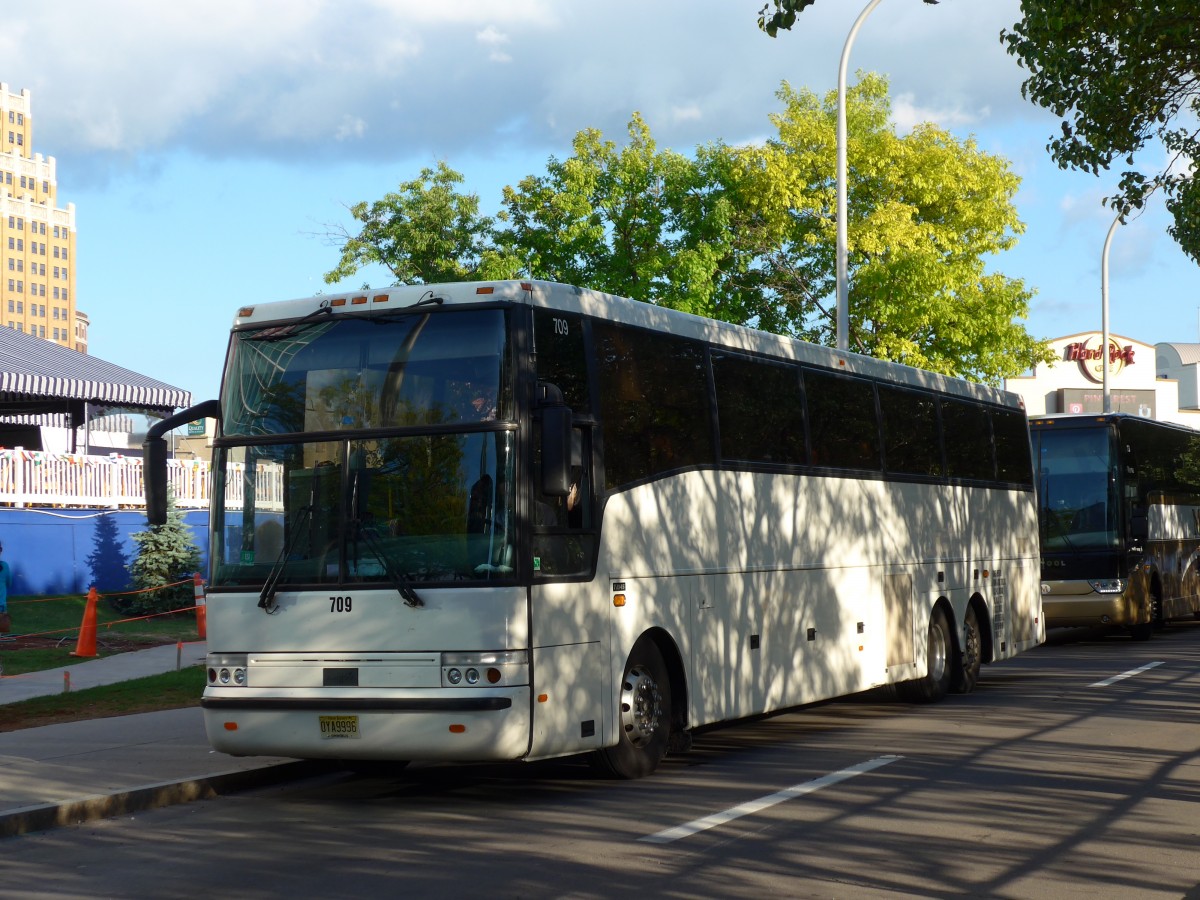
xmin=638 ymin=754 xmax=902 ymax=845
xmin=1090 ymin=660 xmax=1164 ymax=687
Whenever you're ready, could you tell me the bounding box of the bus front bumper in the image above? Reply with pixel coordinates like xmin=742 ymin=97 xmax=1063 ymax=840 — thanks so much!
xmin=1041 ymin=579 xmax=1143 ymax=629
xmin=201 ymin=688 xmax=531 ymax=761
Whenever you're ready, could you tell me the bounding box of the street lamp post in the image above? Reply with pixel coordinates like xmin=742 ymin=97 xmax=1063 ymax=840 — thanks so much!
xmin=836 ymin=0 xmax=937 ymax=353
xmin=1099 ymin=209 xmax=1122 ymax=414
xmin=836 ymin=0 xmax=883 ymax=353
xmin=1099 ymin=179 xmax=1174 ymax=412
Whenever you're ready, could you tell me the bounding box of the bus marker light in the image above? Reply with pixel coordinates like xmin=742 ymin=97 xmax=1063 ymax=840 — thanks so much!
xmin=330 ymin=297 xmax=347 ymax=306
xmin=351 ymin=295 xmax=368 ymax=305
xmin=613 ymin=594 xmax=626 ymax=607
xmin=236 ymin=306 xmax=255 ymax=317
xmin=538 ymin=694 xmax=549 ymax=703
xmin=372 ymin=294 xmax=390 ymax=303
xmin=487 ymin=668 xmax=501 ymax=684
xmin=224 ymin=722 xmax=238 ymax=731
xmin=476 ymin=286 xmax=495 ymax=294
xmin=449 ymin=724 xmax=466 ymax=733
xmin=982 ymin=570 xmax=990 ymax=578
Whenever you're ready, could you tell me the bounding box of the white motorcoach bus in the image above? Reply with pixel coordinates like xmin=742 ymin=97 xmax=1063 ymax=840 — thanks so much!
xmin=144 ymin=280 xmax=1043 ymax=778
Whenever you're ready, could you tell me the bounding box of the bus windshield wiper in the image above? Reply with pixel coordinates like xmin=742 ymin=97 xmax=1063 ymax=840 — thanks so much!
xmin=351 ymin=519 xmax=424 ymax=608
xmin=247 ymin=304 xmax=334 ymax=342
xmin=259 ymin=505 xmax=314 ymax=611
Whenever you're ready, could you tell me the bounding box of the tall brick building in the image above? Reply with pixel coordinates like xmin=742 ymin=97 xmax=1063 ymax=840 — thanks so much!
xmin=0 ymin=83 xmax=83 ymax=351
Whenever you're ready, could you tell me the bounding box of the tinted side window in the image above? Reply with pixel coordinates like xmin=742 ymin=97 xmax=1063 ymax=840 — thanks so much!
xmin=992 ymin=407 xmax=1034 ymax=486
xmin=594 ymin=322 xmax=714 ymax=489
xmin=805 ymin=370 xmax=881 ymax=471
xmin=712 ymin=353 xmax=806 ymax=465
xmin=879 ymin=385 xmax=942 ymax=477
xmin=942 ymin=398 xmax=995 ymax=481
xmin=533 ymin=308 xmax=590 ymax=414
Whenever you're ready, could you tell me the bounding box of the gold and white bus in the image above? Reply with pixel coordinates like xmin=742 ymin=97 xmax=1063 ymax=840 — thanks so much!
xmin=145 ymin=280 xmax=1043 ymax=778
xmin=1031 ymin=414 xmax=1200 ymax=639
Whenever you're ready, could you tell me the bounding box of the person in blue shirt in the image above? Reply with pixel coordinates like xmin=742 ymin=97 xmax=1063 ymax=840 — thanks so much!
xmin=0 ymin=540 xmax=11 ymax=635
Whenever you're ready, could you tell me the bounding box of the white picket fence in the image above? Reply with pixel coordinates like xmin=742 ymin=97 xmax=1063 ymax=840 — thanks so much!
xmin=0 ymin=448 xmax=212 ymax=509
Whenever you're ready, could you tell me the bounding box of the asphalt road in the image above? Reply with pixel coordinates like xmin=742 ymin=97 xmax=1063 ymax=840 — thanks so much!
xmin=9 ymin=621 xmax=1200 ymax=899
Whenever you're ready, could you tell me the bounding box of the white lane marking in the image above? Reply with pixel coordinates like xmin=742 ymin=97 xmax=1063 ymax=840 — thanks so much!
xmin=638 ymin=754 xmax=902 ymax=845
xmin=1090 ymin=660 xmax=1164 ymax=687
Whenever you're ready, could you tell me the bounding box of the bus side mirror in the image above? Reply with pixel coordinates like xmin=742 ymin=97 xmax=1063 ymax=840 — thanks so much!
xmin=1130 ymin=510 xmax=1148 ymax=542
xmin=537 ymin=382 xmax=571 ymax=497
xmin=142 ymin=398 xmax=223 ymax=526
xmin=143 ymin=437 xmax=169 ymax=526
xmin=541 ymin=405 xmax=572 ymax=496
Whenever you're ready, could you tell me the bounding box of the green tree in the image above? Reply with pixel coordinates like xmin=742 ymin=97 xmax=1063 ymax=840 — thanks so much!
xmin=1000 ymin=2 xmax=1200 ymax=262
xmin=325 ymin=77 xmax=1052 ymax=384
xmin=757 ymin=0 xmax=816 ymax=37
xmin=498 ymin=113 xmax=755 ymax=319
xmin=749 ymin=75 xmax=1053 ymax=382
xmin=125 ymin=492 xmax=202 ymax=616
xmin=323 ymin=160 xmax=519 ymax=287
xmin=758 ymin=1 xmax=1200 ymax=263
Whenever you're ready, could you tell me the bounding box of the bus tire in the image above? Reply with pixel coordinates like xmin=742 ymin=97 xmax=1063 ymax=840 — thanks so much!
xmin=1152 ymin=583 xmax=1166 ymax=631
xmin=594 ymin=637 xmax=671 ymax=779
xmin=951 ymin=604 xmax=982 ymax=694
xmin=900 ymin=606 xmax=952 ymax=703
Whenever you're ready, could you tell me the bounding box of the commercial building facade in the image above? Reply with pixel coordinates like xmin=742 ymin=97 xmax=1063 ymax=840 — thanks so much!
xmin=0 ymin=82 xmax=82 ymax=350
xmin=1005 ymin=331 xmax=1200 ymax=428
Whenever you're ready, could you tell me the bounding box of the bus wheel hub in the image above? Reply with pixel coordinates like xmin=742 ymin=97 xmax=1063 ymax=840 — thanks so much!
xmin=620 ymin=665 xmax=662 ymax=747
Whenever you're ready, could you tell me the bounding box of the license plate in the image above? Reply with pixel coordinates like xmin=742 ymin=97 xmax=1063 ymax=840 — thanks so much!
xmin=319 ymin=715 xmax=360 ymax=739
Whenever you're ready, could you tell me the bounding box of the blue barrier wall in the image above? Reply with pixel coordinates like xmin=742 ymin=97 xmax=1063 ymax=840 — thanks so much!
xmin=0 ymin=508 xmax=210 ymax=596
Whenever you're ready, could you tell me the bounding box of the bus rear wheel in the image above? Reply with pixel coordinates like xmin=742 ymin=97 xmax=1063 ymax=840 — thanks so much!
xmin=951 ymin=604 xmax=982 ymax=694
xmin=594 ymin=637 xmax=671 ymax=779
xmin=900 ymin=606 xmax=952 ymax=703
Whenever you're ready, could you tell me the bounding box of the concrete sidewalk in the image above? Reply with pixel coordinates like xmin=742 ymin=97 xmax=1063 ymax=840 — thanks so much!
xmin=0 ymin=642 xmax=318 ymax=838
xmin=0 ymin=640 xmax=209 ymax=703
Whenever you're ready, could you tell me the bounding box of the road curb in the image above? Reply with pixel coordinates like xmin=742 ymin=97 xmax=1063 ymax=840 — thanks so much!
xmin=0 ymin=760 xmax=328 ymax=839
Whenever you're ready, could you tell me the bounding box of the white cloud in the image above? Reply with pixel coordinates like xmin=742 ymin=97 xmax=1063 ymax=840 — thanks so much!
xmin=892 ymin=93 xmax=984 ymax=133
xmin=335 ymin=116 xmax=367 ymax=142
xmin=671 ymin=104 xmax=702 ymax=124
xmin=477 ymin=26 xmax=513 ymax=63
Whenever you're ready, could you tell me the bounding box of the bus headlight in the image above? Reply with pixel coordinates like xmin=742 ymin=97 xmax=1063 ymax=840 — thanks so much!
xmin=1088 ymin=579 xmax=1125 ymax=594
xmin=207 ymin=653 xmax=249 ymax=687
xmin=441 ymin=650 xmax=528 ymax=687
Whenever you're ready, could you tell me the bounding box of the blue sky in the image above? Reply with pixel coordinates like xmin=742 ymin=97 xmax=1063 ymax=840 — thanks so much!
xmin=5 ymin=0 xmax=1198 ymax=408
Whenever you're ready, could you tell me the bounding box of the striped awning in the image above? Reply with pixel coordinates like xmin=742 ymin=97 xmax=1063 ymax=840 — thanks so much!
xmin=0 ymin=325 xmax=191 ymax=412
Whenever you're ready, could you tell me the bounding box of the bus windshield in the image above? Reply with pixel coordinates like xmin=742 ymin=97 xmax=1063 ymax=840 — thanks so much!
xmin=1036 ymin=426 xmax=1119 ymax=551
xmin=211 ymin=308 xmax=516 ymax=589
xmin=221 ymin=308 xmax=511 ymax=435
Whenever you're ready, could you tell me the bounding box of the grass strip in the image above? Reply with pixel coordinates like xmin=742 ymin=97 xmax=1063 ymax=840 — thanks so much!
xmin=0 ymin=666 xmax=205 ymax=733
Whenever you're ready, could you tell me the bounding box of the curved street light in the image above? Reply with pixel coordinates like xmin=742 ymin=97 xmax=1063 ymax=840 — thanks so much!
xmin=836 ymin=0 xmax=938 ymax=353
xmin=835 ymin=0 xmax=883 ymax=353
xmin=1099 ymin=210 xmax=1123 ymax=414
xmin=1099 ymin=179 xmax=1176 ymax=412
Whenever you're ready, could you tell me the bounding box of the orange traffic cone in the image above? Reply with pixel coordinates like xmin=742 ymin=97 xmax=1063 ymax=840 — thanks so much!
xmin=71 ymin=586 xmax=99 ymax=658
xmin=193 ymin=572 xmax=207 ymax=639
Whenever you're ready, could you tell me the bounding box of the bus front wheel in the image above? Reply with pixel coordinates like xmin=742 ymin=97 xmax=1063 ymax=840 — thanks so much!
xmin=900 ymin=606 xmax=952 ymax=703
xmin=594 ymin=637 xmax=671 ymax=779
